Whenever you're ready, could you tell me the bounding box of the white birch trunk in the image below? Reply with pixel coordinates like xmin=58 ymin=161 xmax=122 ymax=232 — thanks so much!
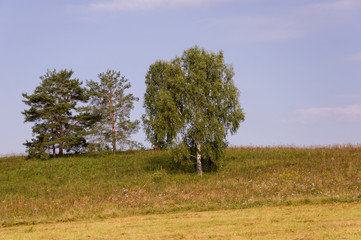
xmin=196 ymin=141 xmax=203 ymax=176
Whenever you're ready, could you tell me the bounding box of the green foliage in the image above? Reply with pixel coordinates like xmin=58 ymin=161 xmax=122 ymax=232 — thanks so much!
xmin=172 ymin=139 xmax=225 ymax=172
xmin=142 ymin=61 xmax=183 ymax=150
xmin=22 ymin=69 xmax=94 ymax=158
xmin=143 ymin=46 xmax=245 ymax=174
xmin=86 ymin=70 xmax=140 ymax=154
xmin=200 ymin=139 xmax=227 ymax=172
xmin=171 ymin=141 xmax=191 ymax=168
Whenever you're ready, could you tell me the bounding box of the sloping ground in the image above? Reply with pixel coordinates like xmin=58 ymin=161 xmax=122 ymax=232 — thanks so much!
xmin=0 ymin=146 xmax=361 ymax=226
xmin=1 ymin=203 xmax=360 ymax=240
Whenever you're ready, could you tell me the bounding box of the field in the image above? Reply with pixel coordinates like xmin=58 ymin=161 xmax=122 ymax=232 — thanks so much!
xmin=1 ymin=203 xmax=360 ymax=239
xmin=0 ymin=146 xmax=361 ymax=238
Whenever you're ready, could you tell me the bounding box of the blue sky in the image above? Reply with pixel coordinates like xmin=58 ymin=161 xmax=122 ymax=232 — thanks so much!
xmin=1 ymin=0 xmax=361 ymax=155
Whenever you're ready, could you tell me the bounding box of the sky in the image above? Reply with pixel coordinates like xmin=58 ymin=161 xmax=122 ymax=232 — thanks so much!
xmin=1 ymin=0 xmax=361 ymax=155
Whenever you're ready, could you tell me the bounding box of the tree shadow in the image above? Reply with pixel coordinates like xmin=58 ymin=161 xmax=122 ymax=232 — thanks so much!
xmin=143 ymin=152 xmax=196 ymax=175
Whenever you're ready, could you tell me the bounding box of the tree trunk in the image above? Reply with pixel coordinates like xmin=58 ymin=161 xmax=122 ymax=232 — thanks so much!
xmin=196 ymin=141 xmax=203 ymax=176
xmin=112 ymin=134 xmax=116 ymax=155
xmin=59 ymin=125 xmax=63 ymax=157
xmin=111 ymin=113 xmax=116 ymax=155
xmin=110 ymin=94 xmax=116 ymax=155
xmin=52 ymin=144 xmax=56 ymax=159
xmin=59 ymin=144 xmax=63 ymax=157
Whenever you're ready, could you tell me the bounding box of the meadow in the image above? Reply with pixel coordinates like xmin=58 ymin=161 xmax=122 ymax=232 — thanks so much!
xmin=0 ymin=146 xmax=360 ymax=228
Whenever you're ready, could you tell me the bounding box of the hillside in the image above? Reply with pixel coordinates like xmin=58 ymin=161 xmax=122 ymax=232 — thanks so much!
xmin=1 ymin=146 xmax=360 ymax=226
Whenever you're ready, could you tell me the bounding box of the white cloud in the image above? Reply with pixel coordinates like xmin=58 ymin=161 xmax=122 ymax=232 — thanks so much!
xmin=347 ymin=52 xmax=361 ymax=61
xmin=219 ymin=0 xmax=361 ymax=42
xmin=296 ymin=104 xmax=361 ymax=123
xmin=303 ymin=0 xmax=361 ymax=14
xmin=84 ymin=0 xmax=361 ymax=44
xmin=220 ymin=16 xmax=304 ymax=42
xmin=300 ymin=0 xmax=361 ymax=27
xmin=88 ymin=0 xmax=230 ymax=12
xmin=336 ymin=94 xmax=361 ymax=100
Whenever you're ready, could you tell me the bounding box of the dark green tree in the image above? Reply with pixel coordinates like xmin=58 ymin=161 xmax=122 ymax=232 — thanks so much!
xmin=22 ymin=69 xmax=94 ymax=158
xmin=143 ymin=46 xmax=245 ymax=175
xmin=87 ymin=70 xmax=140 ymax=154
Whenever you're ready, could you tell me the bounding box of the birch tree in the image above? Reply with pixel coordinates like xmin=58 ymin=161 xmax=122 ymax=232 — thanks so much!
xmin=142 ymin=60 xmax=183 ymax=150
xmin=143 ymin=46 xmax=245 ymax=175
xmin=87 ymin=70 xmax=140 ymax=154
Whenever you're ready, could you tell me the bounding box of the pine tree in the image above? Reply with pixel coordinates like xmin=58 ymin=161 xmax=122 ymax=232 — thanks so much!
xmin=87 ymin=70 xmax=140 ymax=154
xmin=22 ymin=69 xmax=93 ymax=158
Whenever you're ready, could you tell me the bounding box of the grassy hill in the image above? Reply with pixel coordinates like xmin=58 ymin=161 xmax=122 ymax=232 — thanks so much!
xmin=1 ymin=146 xmax=360 ymax=226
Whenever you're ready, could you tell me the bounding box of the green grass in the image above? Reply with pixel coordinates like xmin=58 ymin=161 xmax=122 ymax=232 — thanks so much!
xmin=1 ymin=146 xmax=361 ymax=226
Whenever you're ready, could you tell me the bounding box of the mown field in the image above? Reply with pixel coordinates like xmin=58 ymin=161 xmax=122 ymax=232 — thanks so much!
xmin=1 ymin=203 xmax=360 ymax=239
xmin=0 ymin=146 xmax=360 ymax=228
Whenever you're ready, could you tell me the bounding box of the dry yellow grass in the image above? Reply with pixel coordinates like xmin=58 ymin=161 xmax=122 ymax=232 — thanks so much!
xmin=1 ymin=203 xmax=360 ymax=240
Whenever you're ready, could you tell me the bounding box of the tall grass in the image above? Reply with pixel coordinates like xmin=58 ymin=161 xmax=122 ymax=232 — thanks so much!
xmin=1 ymin=146 xmax=360 ymax=226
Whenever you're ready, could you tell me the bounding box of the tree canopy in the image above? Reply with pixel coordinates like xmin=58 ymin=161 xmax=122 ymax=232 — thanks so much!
xmin=86 ymin=70 xmax=140 ymax=154
xmin=22 ymin=69 xmax=94 ymax=158
xmin=22 ymin=47 xmax=244 ymax=165
xmin=143 ymin=46 xmax=245 ymax=175
xmin=23 ymin=69 xmax=141 ymax=158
